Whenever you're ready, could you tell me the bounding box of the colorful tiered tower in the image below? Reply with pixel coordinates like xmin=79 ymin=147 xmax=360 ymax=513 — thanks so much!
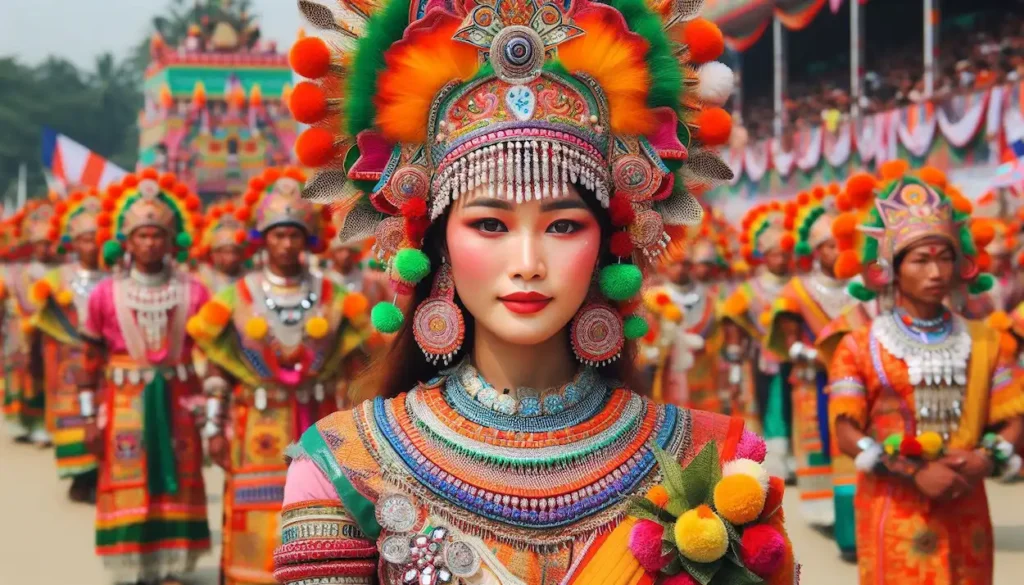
xmin=138 ymin=3 xmax=297 ymax=200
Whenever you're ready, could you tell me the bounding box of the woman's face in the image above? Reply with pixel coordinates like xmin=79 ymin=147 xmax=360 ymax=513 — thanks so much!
xmin=445 ymin=183 xmax=603 ymax=347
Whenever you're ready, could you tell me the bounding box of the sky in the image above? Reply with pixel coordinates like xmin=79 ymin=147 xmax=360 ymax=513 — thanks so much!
xmin=0 ymin=0 xmax=300 ymax=68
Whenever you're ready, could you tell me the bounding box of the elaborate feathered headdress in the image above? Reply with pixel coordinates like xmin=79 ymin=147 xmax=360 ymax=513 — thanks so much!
xmin=49 ymin=188 xmax=103 ymax=253
xmin=234 ymin=167 xmax=336 ymax=255
xmin=783 ymin=183 xmax=840 ymax=259
xmin=14 ymin=198 xmax=58 ymax=245
xmin=96 ymin=169 xmax=201 ymax=268
xmin=290 ymin=0 xmax=734 ymax=332
xmin=739 ymin=201 xmax=789 ymax=264
xmin=193 ymin=199 xmax=246 ymax=260
xmin=832 ymin=162 xmax=991 ymax=303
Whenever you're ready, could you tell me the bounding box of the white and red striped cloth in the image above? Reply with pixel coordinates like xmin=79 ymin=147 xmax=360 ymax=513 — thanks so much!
xmin=41 ymin=127 xmax=128 ymax=192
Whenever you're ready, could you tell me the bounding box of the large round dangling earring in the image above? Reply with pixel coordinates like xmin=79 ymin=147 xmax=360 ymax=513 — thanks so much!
xmin=413 ymin=262 xmax=465 ymax=366
xmin=570 ymin=299 xmax=625 ymax=367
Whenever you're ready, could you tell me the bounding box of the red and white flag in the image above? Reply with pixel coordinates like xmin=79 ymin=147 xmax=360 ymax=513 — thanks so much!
xmin=40 ymin=127 xmax=128 ymax=193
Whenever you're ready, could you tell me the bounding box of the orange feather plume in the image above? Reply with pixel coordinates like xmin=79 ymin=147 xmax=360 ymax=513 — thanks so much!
xmin=559 ymin=8 xmax=655 ymax=135
xmin=374 ymin=16 xmax=480 ymax=143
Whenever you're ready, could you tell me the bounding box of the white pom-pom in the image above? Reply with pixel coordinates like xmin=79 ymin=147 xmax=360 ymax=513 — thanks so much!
xmin=723 ymin=458 xmax=770 ymax=491
xmin=854 ymin=444 xmax=883 ymax=472
xmin=697 ymin=61 xmax=734 ymax=106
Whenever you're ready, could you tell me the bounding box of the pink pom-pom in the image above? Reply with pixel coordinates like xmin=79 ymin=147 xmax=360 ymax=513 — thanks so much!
xmin=628 ymin=519 xmax=671 ymax=572
xmin=736 ymin=430 xmax=767 ymax=463
xmin=739 ymin=524 xmax=786 ymax=577
xmin=662 ymin=573 xmax=700 ymax=585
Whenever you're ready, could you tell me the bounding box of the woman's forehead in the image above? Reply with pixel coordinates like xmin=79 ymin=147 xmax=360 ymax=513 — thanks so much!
xmin=451 ymin=183 xmax=586 ymax=212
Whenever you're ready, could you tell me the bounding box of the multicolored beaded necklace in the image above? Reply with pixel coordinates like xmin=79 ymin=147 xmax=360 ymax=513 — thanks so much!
xmin=356 ymin=369 xmax=691 ymax=547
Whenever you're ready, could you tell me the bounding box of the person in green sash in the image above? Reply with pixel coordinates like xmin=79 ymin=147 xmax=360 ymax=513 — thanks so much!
xmin=79 ymin=169 xmax=211 ymax=585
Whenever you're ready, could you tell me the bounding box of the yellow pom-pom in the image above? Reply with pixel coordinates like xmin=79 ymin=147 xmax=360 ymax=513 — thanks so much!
xmin=55 ymin=289 xmax=74 ymax=307
xmin=663 ymin=305 xmax=683 ymax=322
xmin=185 ymin=316 xmax=206 ymax=340
xmin=713 ymin=474 xmax=767 ymax=525
xmin=20 ymin=319 xmax=34 ymax=334
xmin=674 ymin=505 xmax=729 ymax=563
xmin=245 ymin=317 xmax=269 ymax=340
xmin=305 ymin=315 xmax=329 ymax=339
xmin=645 ymin=485 xmax=670 ymax=508
xmin=758 ymin=310 xmax=772 ymax=328
xmin=917 ymin=431 xmax=944 ymax=459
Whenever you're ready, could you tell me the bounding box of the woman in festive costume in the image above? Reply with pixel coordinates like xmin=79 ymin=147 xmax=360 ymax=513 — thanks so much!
xmin=187 ymin=166 xmax=370 ymax=585
xmin=764 ymin=185 xmax=860 ymax=531
xmin=719 ymin=203 xmax=792 ymax=475
xmin=79 ymin=169 xmax=211 ymax=585
xmin=643 ymin=230 xmax=729 ymax=412
xmin=1 ymin=198 xmax=60 ymax=445
xmin=273 ymin=1 xmax=796 ymax=584
xmin=28 ymin=188 xmax=107 ymax=502
xmin=193 ymin=199 xmax=249 ymax=294
xmin=827 ymin=166 xmax=1024 ymax=585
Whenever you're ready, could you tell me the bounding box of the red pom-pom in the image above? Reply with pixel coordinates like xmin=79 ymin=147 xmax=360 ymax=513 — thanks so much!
xmin=249 ymin=177 xmax=267 ymax=192
xmin=694 ymin=107 xmax=732 ymax=146
xmin=740 ymin=525 xmax=786 ymax=577
xmin=404 ymin=217 xmax=430 ymax=244
xmin=846 ymin=173 xmax=877 ymax=207
xmin=264 ymin=168 xmax=282 ymax=184
xmin=608 ymin=196 xmax=635 ymax=227
xmin=900 ymin=437 xmax=923 ymax=457
xmin=783 ymin=217 xmax=795 ymax=231
xmin=879 ymin=160 xmax=909 ymax=180
xmin=662 ymin=574 xmax=699 ymax=585
xmin=977 ymin=251 xmax=992 ymax=271
xmin=324 ymin=225 xmax=338 ymax=240
xmin=655 ymin=292 xmax=670 ymax=306
xmin=779 ymin=233 xmax=795 ymax=252
xmin=122 ymin=175 xmax=139 ymax=189
xmin=796 ymin=192 xmax=810 ymax=206
xmin=185 ymin=195 xmax=201 ymax=211
xmin=54 ymin=201 xmax=68 ymax=214
xmin=811 ymin=186 xmax=825 ymax=200
xmin=320 ymin=206 xmax=333 ymax=220
xmin=211 ymin=208 xmax=224 ymax=220
xmin=401 ymin=197 xmax=428 ymax=219
xmin=285 ymin=167 xmax=307 ymax=182
xmin=295 ymin=128 xmax=337 ymax=167
xmin=289 ymin=37 xmax=332 ymax=79
xmin=140 ymin=168 xmax=159 ymax=181
xmin=289 ymin=82 xmax=329 ymax=124
xmin=609 ymin=231 xmax=635 ymax=258
xmin=680 ymin=18 xmax=725 ymax=64
xmin=835 ymin=192 xmax=852 ymax=212
xmin=243 ymin=191 xmax=260 ymax=205
xmin=107 ymin=185 xmax=124 ymax=198
xmin=234 ymin=230 xmax=247 ymax=245
xmin=834 ymin=250 xmax=862 ymax=279
xmin=235 ymin=207 xmax=252 ymax=222
xmin=173 ymin=184 xmax=189 ymax=198
xmin=47 ymin=228 xmax=59 ymax=241
xmin=97 ymin=214 xmax=113 ymax=227
xmin=628 ymin=519 xmax=671 ymax=573
xmin=158 ymin=173 xmax=177 ymax=190
xmin=760 ymin=476 xmax=786 ymax=521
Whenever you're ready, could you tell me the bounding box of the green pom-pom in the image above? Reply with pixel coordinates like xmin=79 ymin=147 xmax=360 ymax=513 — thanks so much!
xmin=176 ymin=250 xmax=189 ymax=263
xmin=371 ymin=301 xmax=404 ymax=334
xmin=394 ymin=248 xmax=431 ymax=284
xmin=959 ymin=227 xmax=977 ymax=256
xmin=863 ymin=237 xmax=879 ymax=263
xmin=599 ymin=264 xmax=643 ymax=301
xmin=848 ymin=281 xmax=876 ymax=302
xmin=883 ymin=433 xmax=903 ymax=452
xmin=969 ymin=273 xmax=995 ymax=294
xmin=795 ymin=241 xmax=812 ymax=258
xmin=102 ymin=240 xmax=123 ymax=267
xmin=623 ymin=315 xmax=649 ymax=340
xmin=175 ymin=232 xmax=193 ymax=248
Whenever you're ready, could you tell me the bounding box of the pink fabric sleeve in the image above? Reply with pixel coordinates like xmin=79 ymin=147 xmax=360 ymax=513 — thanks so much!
xmin=282 ymin=458 xmax=342 ymax=506
xmin=82 ymin=278 xmax=113 ymax=343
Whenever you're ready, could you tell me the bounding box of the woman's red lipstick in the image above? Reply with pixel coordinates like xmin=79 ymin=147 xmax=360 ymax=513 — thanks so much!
xmin=499 ymin=291 xmax=552 ymax=314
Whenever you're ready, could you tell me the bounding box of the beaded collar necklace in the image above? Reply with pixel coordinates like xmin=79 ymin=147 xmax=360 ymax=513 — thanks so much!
xmin=448 ymin=359 xmax=600 ymax=419
xmin=893 ymin=307 xmax=952 ymax=344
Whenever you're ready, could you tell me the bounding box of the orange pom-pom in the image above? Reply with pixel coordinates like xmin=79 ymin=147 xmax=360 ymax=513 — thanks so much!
xmin=917 ymin=166 xmax=947 ymax=189
xmin=796 ymin=192 xmax=810 ymax=205
xmin=243 ymin=191 xmax=260 ymax=205
xmin=199 ymin=300 xmax=231 ymax=326
xmin=284 ymin=167 xmax=307 ymax=182
xmin=879 ymin=160 xmax=909 ymax=180
xmin=185 ymin=195 xmax=201 ymax=212
xmin=971 ymin=221 xmax=996 ymax=247
xmin=234 ymin=230 xmax=247 ymax=244
xmin=681 ymin=18 xmax=725 ymax=64
xmin=1000 ymin=332 xmax=1018 ymax=357
xmin=295 ymin=128 xmax=337 ymax=167
xmin=140 ymin=168 xmax=159 ymax=181
xmin=846 ymin=173 xmax=877 ymax=207
xmin=122 ymin=175 xmax=139 ymax=189
xmin=235 ymin=207 xmax=252 ymax=222
xmin=835 ymin=192 xmax=852 ymax=212
xmin=264 ymin=168 xmax=282 ymax=184
xmin=834 ymin=250 xmax=862 ymax=279
xmin=778 ymin=233 xmax=794 ymax=252
xmin=951 ymin=195 xmax=973 ymax=214
xmin=812 ymin=186 xmax=825 ymax=199
xmin=54 ymin=201 xmax=68 ymax=214
xmin=342 ymin=292 xmax=369 ymax=319
xmin=290 ymin=82 xmax=329 ymax=124
xmin=30 ymin=280 xmax=52 ymax=303
xmin=211 ymin=208 xmax=224 ymax=220
xmin=97 ymin=213 xmax=113 ymax=227
xmin=832 ymin=213 xmax=860 ymax=240
xmin=827 ymin=183 xmax=841 ymax=195
xmin=289 ymin=37 xmax=332 ymax=79
xmin=645 ymin=485 xmax=670 ymax=508
xmin=158 ymin=173 xmax=177 ymax=190
xmin=694 ymin=107 xmax=732 ymax=146
xmin=249 ymin=177 xmax=267 ymax=192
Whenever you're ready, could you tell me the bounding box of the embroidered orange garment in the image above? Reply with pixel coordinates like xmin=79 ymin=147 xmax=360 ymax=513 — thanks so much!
xmin=828 ymin=321 xmax=1024 ymax=585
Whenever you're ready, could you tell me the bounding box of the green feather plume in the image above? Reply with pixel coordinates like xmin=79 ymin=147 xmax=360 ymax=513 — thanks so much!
xmin=346 ymin=0 xmax=412 ymax=137
xmin=607 ymin=0 xmax=681 ymax=109
xmin=848 ymin=281 xmax=876 ymax=302
xmin=969 ymin=273 xmax=995 ymax=294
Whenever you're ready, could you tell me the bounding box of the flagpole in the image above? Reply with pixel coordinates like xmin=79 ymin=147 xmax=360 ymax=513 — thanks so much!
xmin=17 ymin=163 xmax=27 ymax=208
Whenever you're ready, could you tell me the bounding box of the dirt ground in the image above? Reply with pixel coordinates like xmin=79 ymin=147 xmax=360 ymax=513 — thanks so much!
xmin=2 ymin=436 xmax=1023 ymax=584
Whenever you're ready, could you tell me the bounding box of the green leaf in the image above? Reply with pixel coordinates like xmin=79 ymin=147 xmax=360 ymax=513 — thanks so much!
xmin=716 ymin=559 xmax=765 ymax=584
xmin=627 ymin=496 xmax=676 ymax=524
xmin=662 ymin=556 xmax=684 ymax=576
xmin=653 ymin=445 xmax=690 ymax=510
xmin=680 ymin=441 xmax=722 ymax=507
xmin=678 ymin=557 xmax=723 ymax=585
xmin=722 ymin=519 xmax=742 ymax=543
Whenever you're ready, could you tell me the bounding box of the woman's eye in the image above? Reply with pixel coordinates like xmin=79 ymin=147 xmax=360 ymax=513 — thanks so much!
xmin=472 ymin=218 xmax=507 ymax=233
xmin=548 ymin=220 xmax=581 ymax=234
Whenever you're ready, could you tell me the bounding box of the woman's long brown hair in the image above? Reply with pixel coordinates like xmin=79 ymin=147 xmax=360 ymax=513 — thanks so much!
xmin=353 ymin=186 xmax=641 ymax=401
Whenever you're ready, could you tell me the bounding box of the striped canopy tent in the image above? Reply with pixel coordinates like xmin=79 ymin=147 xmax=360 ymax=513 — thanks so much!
xmin=705 ymin=0 xmax=836 ymax=51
